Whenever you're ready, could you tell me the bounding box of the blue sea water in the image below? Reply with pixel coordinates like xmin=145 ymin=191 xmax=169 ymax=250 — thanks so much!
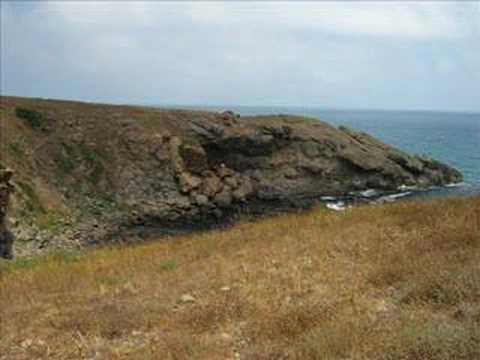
xmin=171 ymin=105 xmax=480 ymax=198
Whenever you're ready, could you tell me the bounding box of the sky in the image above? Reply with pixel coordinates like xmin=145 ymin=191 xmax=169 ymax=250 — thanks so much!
xmin=1 ymin=1 xmax=479 ymax=112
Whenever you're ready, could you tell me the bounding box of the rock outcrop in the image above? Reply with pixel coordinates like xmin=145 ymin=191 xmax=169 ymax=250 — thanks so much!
xmin=0 ymin=97 xmax=463 ymax=254
xmin=0 ymin=167 xmax=14 ymax=259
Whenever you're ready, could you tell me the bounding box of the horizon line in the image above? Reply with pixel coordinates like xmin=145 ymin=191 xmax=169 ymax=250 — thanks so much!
xmin=146 ymin=102 xmax=480 ymax=116
xmin=1 ymin=94 xmax=479 ymax=115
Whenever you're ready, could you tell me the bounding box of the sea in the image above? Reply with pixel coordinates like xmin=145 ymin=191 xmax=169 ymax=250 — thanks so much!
xmin=164 ymin=105 xmax=480 ymax=201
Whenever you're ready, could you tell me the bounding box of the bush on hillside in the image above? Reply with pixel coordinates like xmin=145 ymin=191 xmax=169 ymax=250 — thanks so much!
xmin=15 ymin=107 xmax=44 ymax=130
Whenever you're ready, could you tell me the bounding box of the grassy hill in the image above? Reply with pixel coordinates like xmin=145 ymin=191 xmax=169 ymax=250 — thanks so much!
xmin=1 ymin=96 xmax=227 ymax=256
xmin=1 ymin=196 xmax=479 ymax=359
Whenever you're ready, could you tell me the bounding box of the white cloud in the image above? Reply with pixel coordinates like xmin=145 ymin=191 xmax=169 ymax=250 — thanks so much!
xmin=2 ymin=1 xmax=479 ymax=110
xmin=36 ymin=1 xmax=477 ymax=80
xmin=43 ymin=2 xmax=152 ymax=27
xmin=185 ymin=2 xmax=464 ymax=39
xmin=45 ymin=1 xmax=473 ymax=39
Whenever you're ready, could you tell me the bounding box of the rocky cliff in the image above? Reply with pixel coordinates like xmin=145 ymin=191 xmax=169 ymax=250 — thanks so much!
xmin=0 ymin=167 xmax=14 ymax=259
xmin=0 ymin=96 xmax=462 ymax=257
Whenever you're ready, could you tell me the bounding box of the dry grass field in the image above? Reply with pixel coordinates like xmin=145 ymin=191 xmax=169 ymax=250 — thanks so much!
xmin=1 ymin=197 xmax=479 ymax=359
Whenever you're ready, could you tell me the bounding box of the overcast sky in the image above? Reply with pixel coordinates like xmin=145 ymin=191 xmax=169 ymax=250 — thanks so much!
xmin=1 ymin=1 xmax=479 ymax=111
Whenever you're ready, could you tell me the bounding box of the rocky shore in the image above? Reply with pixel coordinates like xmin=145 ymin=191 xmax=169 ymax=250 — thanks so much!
xmin=0 ymin=97 xmax=462 ymax=258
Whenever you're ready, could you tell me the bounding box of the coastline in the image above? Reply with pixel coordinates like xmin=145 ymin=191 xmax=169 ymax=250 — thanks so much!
xmin=0 ymin=96 xmax=468 ymax=259
xmin=321 ymin=181 xmax=476 ymax=211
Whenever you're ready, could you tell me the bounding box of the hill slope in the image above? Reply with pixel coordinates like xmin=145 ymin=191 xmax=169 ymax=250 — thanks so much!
xmin=0 ymin=197 xmax=479 ymax=359
xmin=1 ymin=96 xmax=462 ymax=256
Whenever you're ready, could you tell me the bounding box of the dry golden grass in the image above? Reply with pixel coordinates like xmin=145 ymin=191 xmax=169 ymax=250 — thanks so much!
xmin=1 ymin=197 xmax=479 ymax=359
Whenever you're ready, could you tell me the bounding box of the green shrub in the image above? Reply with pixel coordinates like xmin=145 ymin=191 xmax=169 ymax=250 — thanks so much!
xmin=15 ymin=107 xmax=43 ymax=130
